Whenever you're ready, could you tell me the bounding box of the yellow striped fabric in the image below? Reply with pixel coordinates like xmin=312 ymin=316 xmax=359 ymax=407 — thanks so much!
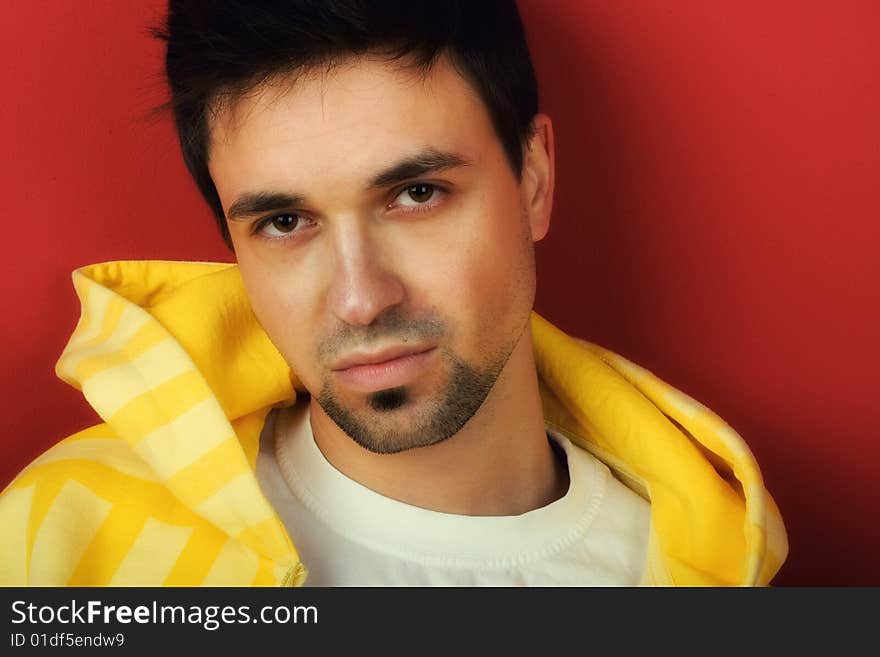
xmin=0 ymin=260 xmax=786 ymax=586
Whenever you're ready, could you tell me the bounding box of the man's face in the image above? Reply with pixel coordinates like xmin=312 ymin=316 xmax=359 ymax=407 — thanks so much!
xmin=209 ymin=56 xmax=548 ymax=453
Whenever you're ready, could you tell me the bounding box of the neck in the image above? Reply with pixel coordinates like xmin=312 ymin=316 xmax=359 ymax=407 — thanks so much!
xmin=305 ymin=324 xmax=568 ymax=516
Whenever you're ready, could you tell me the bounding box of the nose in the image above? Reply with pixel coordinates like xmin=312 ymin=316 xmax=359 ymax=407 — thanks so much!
xmin=326 ymin=222 xmax=405 ymax=327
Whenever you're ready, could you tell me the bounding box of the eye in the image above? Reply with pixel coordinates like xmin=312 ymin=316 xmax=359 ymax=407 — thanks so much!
xmin=403 ymin=183 xmax=435 ymax=204
xmin=255 ymin=213 xmax=312 ymax=239
xmin=390 ymin=183 xmax=446 ymax=211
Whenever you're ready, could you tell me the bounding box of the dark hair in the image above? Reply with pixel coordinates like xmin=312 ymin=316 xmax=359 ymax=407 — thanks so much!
xmin=155 ymin=0 xmax=539 ymax=249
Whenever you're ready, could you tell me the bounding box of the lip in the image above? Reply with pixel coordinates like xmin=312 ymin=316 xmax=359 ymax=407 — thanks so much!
xmin=331 ymin=344 xmax=435 ymax=371
xmin=331 ymin=345 xmax=437 ymax=393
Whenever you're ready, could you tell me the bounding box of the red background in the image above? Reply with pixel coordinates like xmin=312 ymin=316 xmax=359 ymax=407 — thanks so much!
xmin=1 ymin=1 xmax=877 ymax=585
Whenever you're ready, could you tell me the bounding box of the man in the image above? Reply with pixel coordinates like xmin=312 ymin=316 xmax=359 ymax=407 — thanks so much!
xmin=0 ymin=0 xmax=786 ymax=586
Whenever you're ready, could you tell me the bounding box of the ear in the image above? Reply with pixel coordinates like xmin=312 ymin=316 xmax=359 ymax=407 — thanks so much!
xmin=521 ymin=113 xmax=555 ymax=242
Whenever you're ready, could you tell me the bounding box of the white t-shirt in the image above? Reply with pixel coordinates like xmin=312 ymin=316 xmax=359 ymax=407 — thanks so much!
xmin=256 ymin=403 xmax=651 ymax=586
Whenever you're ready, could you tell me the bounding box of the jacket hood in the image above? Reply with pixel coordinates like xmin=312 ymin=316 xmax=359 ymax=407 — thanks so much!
xmin=51 ymin=260 xmax=787 ymax=586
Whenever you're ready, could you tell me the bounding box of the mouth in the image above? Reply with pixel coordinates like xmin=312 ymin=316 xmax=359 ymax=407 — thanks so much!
xmin=331 ymin=345 xmax=437 ymax=394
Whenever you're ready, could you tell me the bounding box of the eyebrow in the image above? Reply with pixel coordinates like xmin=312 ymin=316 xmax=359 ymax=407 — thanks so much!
xmin=367 ymin=148 xmax=471 ymax=189
xmin=225 ymin=148 xmax=471 ymax=222
xmin=226 ymin=191 xmax=305 ymax=222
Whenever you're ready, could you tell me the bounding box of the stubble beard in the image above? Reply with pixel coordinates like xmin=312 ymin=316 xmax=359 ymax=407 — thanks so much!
xmin=316 ymin=342 xmax=515 ymax=455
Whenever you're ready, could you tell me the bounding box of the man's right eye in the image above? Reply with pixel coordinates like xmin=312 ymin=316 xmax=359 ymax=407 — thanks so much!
xmin=255 ymin=213 xmax=310 ymax=240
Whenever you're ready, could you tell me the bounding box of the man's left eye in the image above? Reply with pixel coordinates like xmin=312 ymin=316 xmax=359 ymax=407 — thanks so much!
xmin=395 ymin=183 xmax=439 ymax=207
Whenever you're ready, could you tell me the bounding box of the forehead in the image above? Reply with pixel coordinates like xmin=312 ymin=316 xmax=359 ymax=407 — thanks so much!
xmin=207 ymin=56 xmax=496 ymax=197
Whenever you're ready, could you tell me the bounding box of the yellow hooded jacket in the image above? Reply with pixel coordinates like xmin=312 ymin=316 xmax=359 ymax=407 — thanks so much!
xmin=0 ymin=261 xmax=788 ymax=586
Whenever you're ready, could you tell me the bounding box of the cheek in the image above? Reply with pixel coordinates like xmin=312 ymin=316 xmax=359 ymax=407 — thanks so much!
xmin=403 ymin=192 xmax=534 ymax=354
xmin=236 ymin=251 xmax=322 ymax=376
xmin=465 ymin=222 xmax=534 ymax=334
